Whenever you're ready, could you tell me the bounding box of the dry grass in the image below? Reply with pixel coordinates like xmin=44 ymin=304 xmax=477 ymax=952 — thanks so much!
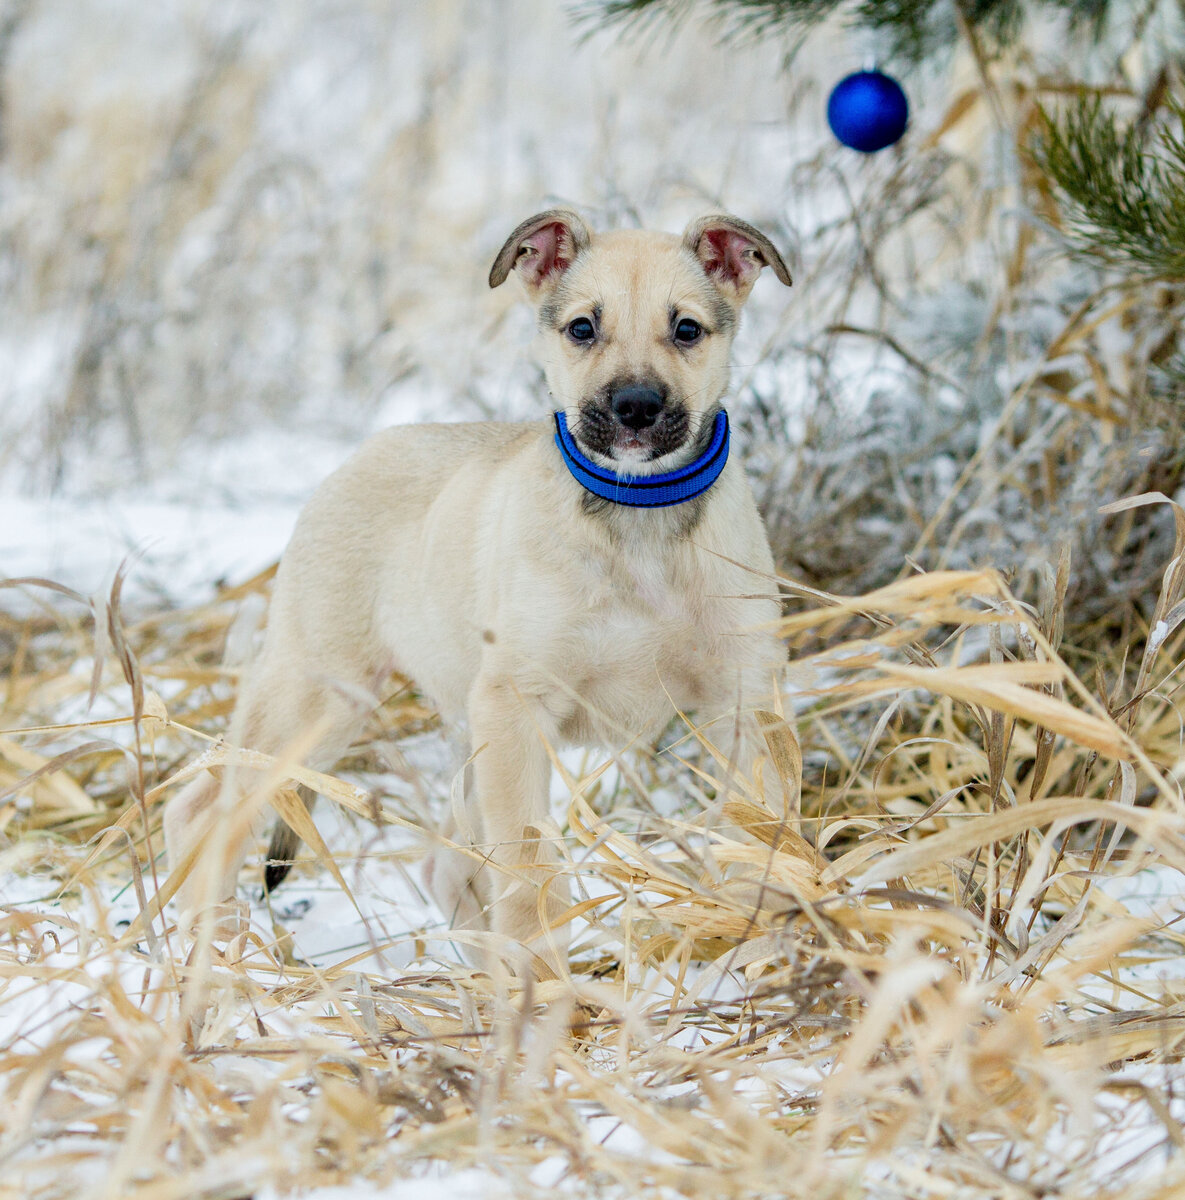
xmin=2 ymin=494 xmax=1184 ymax=1199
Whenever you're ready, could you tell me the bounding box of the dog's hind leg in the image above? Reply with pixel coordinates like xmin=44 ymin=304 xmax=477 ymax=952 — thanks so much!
xmin=164 ymin=638 xmax=378 ymax=934
xmin=163 ymin=770 xmax=257 ymax=938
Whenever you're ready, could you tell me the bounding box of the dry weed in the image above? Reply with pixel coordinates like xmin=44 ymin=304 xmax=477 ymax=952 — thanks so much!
xmin=2 ymin=500 xmax=1184 ymax=1198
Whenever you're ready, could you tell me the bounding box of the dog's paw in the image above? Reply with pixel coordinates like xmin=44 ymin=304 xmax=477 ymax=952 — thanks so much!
xmin=175 ymin=897 xmax=251 ymax=944
xmin=423 ymin=843 xmax=487 ymax=932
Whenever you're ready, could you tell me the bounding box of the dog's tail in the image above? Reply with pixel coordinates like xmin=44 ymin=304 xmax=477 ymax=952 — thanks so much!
xmin=262 ymin=785 xmax=313 ymax=895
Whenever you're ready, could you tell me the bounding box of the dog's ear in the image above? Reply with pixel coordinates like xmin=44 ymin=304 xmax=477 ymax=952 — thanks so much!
xmin=683 ymin=215 xmax=792 ymax=303
xmin=489 ymin=209 xmax=592 ymax=295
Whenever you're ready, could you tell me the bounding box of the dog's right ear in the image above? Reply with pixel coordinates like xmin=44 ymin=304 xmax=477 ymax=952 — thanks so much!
xmin=488 ymin=209 xmax=592 ymax=295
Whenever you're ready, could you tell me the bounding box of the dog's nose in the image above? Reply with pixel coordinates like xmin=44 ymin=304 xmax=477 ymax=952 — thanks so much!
xmin=611 ymin=386 xmax=664 ymax=430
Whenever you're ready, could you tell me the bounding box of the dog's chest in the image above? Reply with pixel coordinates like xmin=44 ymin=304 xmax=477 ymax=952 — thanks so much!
xmin=617 ymin=546 xmax=694 ymax=621
xmin=592 ymin=538 xmax=706 ymax=632
xmin=563 ymin=540 xmax=730 ymax=716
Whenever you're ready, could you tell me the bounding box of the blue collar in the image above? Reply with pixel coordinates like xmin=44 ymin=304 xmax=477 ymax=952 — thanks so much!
xmin=553 ymin=410 xmax=730 ymax=508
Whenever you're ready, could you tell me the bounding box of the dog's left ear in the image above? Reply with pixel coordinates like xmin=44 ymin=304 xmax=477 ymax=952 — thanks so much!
xmin=489 ymin=209 xmax=592 ymax=296
xmin=683 ymin=215 xmax=792 ymax=303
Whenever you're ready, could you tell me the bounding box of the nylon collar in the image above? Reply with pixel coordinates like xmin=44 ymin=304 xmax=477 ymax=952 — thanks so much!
xmin=553 ymin=410 xmax=730 ymax=508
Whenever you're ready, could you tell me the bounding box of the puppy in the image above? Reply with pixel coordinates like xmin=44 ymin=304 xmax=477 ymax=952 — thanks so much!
xmin=164 ymin=209 xmax=792 ymax=973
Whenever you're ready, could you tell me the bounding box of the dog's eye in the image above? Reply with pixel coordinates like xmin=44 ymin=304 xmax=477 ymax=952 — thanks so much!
xmin=674 ymin=317 xmax=704 ymax=346
xmin=566 ymin=317 xmax=596 ymax=344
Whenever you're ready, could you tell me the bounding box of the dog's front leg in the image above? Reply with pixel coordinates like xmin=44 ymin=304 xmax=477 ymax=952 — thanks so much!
xmin=466 ymin=674 xmax=569 ymax=975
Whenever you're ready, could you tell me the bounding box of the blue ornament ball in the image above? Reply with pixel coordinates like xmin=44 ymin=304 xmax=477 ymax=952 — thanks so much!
xmin=827 ymin=70 xmax=909 ymax=153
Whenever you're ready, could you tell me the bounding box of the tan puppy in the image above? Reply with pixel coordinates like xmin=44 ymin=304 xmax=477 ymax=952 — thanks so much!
xmin=164 ymin=209 xmax=792 ymax=971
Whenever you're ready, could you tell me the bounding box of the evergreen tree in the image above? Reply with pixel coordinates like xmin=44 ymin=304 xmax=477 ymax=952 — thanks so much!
xmin=590 ymin=0 xmax=1185 ymax=651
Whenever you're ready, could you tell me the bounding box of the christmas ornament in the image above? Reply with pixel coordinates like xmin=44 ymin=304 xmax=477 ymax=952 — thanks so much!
xmin=827 ymin=69 xmax=909 ymax=153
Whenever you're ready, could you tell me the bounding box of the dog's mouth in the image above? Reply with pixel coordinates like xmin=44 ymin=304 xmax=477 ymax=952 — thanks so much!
xmin=573 ymin=398 xmax=693 ymax=469
xmin=613 ymin=430 xmax=655 ymax=458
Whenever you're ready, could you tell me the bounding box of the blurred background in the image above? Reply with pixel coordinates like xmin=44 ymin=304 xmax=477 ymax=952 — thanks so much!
xmin=1 ymin=0 xmax=1182 ymax=646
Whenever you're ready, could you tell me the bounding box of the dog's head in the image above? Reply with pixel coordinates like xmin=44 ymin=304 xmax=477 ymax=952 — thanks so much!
xmin=490 ymin=210 xmax=791 ymax=471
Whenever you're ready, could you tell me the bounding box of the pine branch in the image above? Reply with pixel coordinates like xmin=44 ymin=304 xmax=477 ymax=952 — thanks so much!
xmin=586 ymin=0 xmax=844 ymax=41
xmin=586 ymin=0 xmax=1117 ymax=63
xmin=1035 ymin=97 xmax=1185 ymax=280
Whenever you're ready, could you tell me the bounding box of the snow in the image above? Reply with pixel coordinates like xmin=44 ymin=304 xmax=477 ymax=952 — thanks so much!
xmin=256 ymin=1172 xmax=517 ymax=1200
xmin=0 ymin=489 xmax=300 ymax=603
xmin=1149 ymin=620 xmax=1170 ymax=654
